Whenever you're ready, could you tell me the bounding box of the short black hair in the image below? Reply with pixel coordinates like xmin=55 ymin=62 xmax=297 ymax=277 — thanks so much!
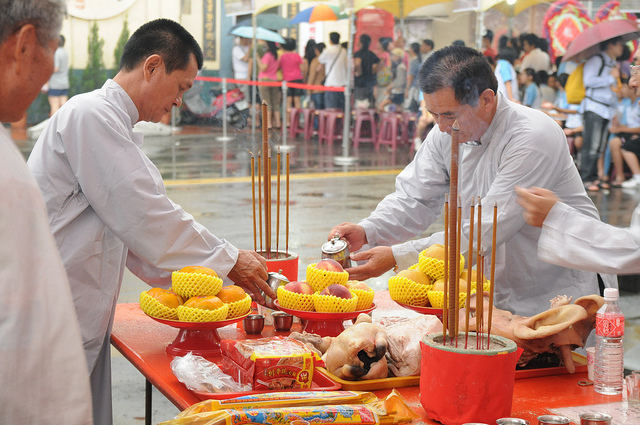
xmin=522 ymin=33 xmax=538 ymax=48
xmin=283 ymin=37 xmax=296 ymax=51
xmin=557 ymin=73 xmax=569 ymax=88
xmin=419 ymin=45 xmax=497 ymax=107
xmin=423 ymin=39 xmax=434 ymax=49
xmin=483 ymin=29 xmax=494 ymax=42
xmin=59 ymin=34 xmax=65 ymax=47
xmin=599 ymin=36 xmax=622 ymax=52
xmin=360 ymin=34 xmax=371 ymax=50
xmin=329 ymin=32 xmax=340 ymax=45
xmin=119 ymin=18 xmax=203 ymax=73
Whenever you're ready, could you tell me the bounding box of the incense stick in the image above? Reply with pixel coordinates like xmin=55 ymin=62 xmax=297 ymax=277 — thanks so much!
xmin=262 ymin=102 xmax=271 ymax=259
xmin=455 ymin=197 xmax=462 ymax=346
xmin=443 ymin=195 xmax=449 ymax=342
xmin=476 ymin=197 xmax=482 ymax=349
xmin=257 ymin=152 xmax=263 ymax=253
xmin=276 ymin=148 xmax=281 ymax=255
xmin=286 ymin=151 xmax=290 ymax=256
xmin=488 ymin=202 xmax=498 ymax=349
xmin=249 ymin=150 xmax=257 ymax=252
xmin=447 ymin=121 xmax=460 ymax=342
xmin=465 ymin=199 xmax=475 ymax=349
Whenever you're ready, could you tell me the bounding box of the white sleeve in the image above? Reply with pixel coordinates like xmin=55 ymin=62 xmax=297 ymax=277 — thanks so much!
xmin=538 ymin=201 xmax=640 ymax=274
xmin=60 ymin=103 xmax=239 ymax=278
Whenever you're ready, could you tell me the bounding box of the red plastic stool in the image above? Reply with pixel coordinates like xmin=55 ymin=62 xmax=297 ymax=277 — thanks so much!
xmin=289 ymin=108 xmax=316 ymax=140
xmin=353 ymin=109 xmax=377 ymax=149
xmin=376 ymin=112 xmax=401 ymax=151
xmin=317 ymin=109 xmax=344 ymax=147
xmin=401 ymin=112 xmax=418 ymax=145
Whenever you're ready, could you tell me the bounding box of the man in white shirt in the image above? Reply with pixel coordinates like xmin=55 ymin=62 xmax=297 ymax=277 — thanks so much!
xmin=520 ymin=33 xmax=551 ymax=73
xmin=329 ymin=46 xmax=615 ymax=317
xmin=0 ymin=1 xmax=92 ymax=424
xmin=232 ymin=36 xmax=252 ymax=101
xmin=28 ymin=19 xmax=273 ymax=425
xmin=515 ymin=62 xmax=640 ymax=275
xmin=318 ymin=31 xmax=348 ymax=109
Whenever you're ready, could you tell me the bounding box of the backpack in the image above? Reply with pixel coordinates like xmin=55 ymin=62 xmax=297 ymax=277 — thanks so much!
xmin=565 ymin=54 xmax=606 ymax=105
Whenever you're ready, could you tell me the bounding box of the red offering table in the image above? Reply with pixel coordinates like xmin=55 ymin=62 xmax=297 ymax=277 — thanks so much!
xmin=111 ymin=291 xmax=621 ymax=425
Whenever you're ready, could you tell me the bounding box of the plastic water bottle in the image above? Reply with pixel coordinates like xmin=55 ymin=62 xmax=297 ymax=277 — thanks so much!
xmin=594 ymin=288 xmax=625 ymax=395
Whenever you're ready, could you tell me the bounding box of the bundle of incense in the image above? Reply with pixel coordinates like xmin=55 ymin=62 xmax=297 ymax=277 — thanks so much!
xmin=455 ymin=197 xmax=461 ymax=346
xmin=487 ymin=202 xmax=498 ymax=347
xmin=276 ymin=147 xmax=281 ymax=254
xmin=447 ymin=121 xmax=460 ymax=342
xmin=262 ymin=102 xmax=271 ymax=258
xmin=443 ymin=195 xmax=449 ymax=342
xmin=476 ymin=197 xmax=483 ymax=350
xmin=249 ymin=150 xmax=257 ymax=252
xmin=257 ymin=152 xmax=263 ymax=252
xmin=465 ymin=199 xmax=475 ymax=349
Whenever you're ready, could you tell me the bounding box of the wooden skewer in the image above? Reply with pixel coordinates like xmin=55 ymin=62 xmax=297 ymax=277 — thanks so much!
xmin=443 ymin=195 xmax=449 ymax=343
xmin=455 ymin=197 xmax=462 ymax=346
xmin=276 ymin=148 xmax=281 ymax=255
xmin=488 ymin=202 xmax=498 ymax=349
xmin=286 ymin=151 xmax=290 ymax=256
xmin=465 ymin=199 xmax=475 ymax=349
xmin=447 ymin=121 xmax=460 ymax=342
xmin=262 ymin=102 xmax=271 ymax=259
xmin=479 ymin=253 xmax=485 ymax=350
xmin=257 ymin=152 xmax=263 ymax=253
xmin=249 ymin=150 xmax=257 ymax=252
xmin=476 ymin=197 xmax=482 ymax=349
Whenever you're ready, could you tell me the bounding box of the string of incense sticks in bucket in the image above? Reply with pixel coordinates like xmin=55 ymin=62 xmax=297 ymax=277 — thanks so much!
xmin=248 ymin=101 xmax=290 ymax=259
xmin=443 ymin=121 xmax=497 ymax=350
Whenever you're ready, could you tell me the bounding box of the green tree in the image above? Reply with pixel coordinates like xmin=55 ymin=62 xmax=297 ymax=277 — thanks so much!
xmin=113 ymin=17 xmax=129 ymax=73
xmin=81 ymin=21 xmax=106 ymax=93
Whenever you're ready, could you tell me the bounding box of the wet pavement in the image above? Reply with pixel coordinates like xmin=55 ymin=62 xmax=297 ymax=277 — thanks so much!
xmin=12 ymin=124 xmax=640 ymax=423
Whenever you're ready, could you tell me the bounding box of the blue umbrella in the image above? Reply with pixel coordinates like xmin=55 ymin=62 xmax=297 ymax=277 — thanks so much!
xmin=230 ymin=26 xmax=285 ymax=44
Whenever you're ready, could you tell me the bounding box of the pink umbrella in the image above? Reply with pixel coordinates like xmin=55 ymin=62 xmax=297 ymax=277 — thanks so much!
xmin=563 ymin=18 xmax=640 ymax=62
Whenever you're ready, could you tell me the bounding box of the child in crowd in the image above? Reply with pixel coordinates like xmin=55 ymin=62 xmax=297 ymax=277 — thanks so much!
xmin=377 ymin=48 xmax=407 ymax=112
xmin=521 ymin=68 xmax=542 ymax=109
xmin=608 ymin=79 xmax=640 ymax=188
xmin=543 ymin=73 xmax=583 ymax=157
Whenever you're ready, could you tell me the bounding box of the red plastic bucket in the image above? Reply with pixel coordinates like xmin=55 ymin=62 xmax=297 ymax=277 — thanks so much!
xmin=420 ymin=332 xmax=522 ymax=425
xmin=258 ymin=250 xmax=299 ymax=282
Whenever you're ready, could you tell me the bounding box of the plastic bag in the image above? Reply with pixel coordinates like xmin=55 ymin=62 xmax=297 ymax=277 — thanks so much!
xmin=170 ymin=352 xmax=250 ymax=393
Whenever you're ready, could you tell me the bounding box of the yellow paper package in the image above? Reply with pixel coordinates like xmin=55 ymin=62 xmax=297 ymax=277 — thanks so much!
xmin=160 ymin=390 xmax=419 ymax=425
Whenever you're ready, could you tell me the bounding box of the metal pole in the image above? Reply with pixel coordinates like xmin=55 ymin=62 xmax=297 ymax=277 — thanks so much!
xmin=222 ymin=78 xmax=228 ymax=139
xmin=251 ymin=13 xmax=258 ymax=141
xmin=334 ymin=10 xmax=358 ymax=166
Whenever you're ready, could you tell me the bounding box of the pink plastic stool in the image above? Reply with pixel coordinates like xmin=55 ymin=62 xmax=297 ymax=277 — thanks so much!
xmin=317 ymin=109 xmax=344 ymax=147
xmin=376 ymin=112 xmax=401 ymax=151
xmin=289 ymin=108 xmax=316 ymax=140
xmin=401 ymin=111 xmax=418 ymax=145
xmin=353 ymin=109 xmax=377 ymax=149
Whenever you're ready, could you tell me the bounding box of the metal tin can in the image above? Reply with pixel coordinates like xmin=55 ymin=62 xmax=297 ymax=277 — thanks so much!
xmin=321 ymin=236 xmax=351 ymax=269
xmin=496 ymin=419 xmax=530 ymax=425
xmin=263 ymin=270 xmax=289 ymax=308
xmin=579 ymin=413 xmax=612 ymax=425
xmin=538 ymin=415 xmax=571 ymax=425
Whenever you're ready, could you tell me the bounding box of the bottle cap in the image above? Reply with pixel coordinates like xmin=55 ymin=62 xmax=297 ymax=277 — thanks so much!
xmin=603 ymin=288 xmax=619 ymax=301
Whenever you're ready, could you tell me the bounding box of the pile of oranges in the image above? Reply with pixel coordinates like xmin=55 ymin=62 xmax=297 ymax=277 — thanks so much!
xmin=139 ymin=266 xmax=252 ymax=322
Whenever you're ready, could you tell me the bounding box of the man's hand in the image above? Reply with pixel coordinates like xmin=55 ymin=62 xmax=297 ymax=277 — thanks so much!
xmin=328 ymin=223 xmax=367 ymax=252
xmin=227 ymin=249 xmax=273 ymax=305
xmin=345 ymin=246 xmax=395 ymax=281
xmin=515 ymin=186 xmax=559 ymax=227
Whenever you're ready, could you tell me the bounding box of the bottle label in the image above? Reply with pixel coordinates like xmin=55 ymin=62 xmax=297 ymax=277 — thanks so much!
xmin=596 ymin=313 xmax=625 ymax=338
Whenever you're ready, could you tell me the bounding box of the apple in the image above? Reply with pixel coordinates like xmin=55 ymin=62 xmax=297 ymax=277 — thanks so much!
xmin=345 ymin=280 xmax=370 ymax=291
xmin=320 ymin=284 xmax=353 ymax=299
xmin=316 ymin=259 xmax=344 ymax=273
xmin=396 ymin=269 xmax=431 ymax=286
xmin=422 ymin=244 xmax=446 ymax=261
xmin=283 ymin=281 xmax=314 ymax=295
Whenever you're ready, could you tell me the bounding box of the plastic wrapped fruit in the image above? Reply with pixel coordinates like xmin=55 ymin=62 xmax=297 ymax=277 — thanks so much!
xmin=306 ymin=260 xmax=349 ymax=293
xmin=427 ymin=278 xmax=471 ymax=309
xmin=171 ymin=266 xmax=223 ymax=299
xmin=277 ymin=282 xmax=315 ymax=311
xmin=388 ymin=268 xmax=432 ymax=307
xmin=313 ymin=285 xmax=358 ymax=313
xmin=345 ymin=280 xmax=375 ymax=310
xmin=217 ymin=286 xmax=252 ymax=319
xmin=139 ymin=287 xmax=184 ymax=320
xmin=418 ymin=245 xmax=465 ymax=281
xmin=176 ymin=295 xmax=229 ymax=322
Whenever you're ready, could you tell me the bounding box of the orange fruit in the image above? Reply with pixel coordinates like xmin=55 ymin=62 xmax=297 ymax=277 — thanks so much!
xmin=179 ymin=266 xmax=218 ymax=277
xmin=217 ymin=286 xmax=247 ymax=304
xmin=146 ymin=287 xmax=184 ymax=309
xmin=183 ymin=295 xmax=224 ymax=310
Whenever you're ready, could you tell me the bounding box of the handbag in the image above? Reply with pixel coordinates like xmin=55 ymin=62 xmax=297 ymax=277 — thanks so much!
xmin=377 ymin=55 xmax=392 ymax=87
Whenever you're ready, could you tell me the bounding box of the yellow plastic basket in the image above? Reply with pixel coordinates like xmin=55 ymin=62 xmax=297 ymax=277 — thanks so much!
xmin=171 ymin=271 xmax=223 ymax=299
xmin=349 ymin=288 xmax=375 ymax=310
xmin=277 ymin=286 xmax=315 ymax=312
xmin=388 ymin=276 xmax=432 ymax=307
xmin=225 ymin=294 xmax=252 ymax=319
xmin=427 ymin=290 xmax=467 ymax=309
xmin=139 ymin=291 xmax=180 ymax=320
xmin=176 ymin=303 xmax=229 ymax=322
xmin=306 ymin=263 xmax=349 ymax=293
xmin=312 ymin=292 xmax=358 ymax=313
